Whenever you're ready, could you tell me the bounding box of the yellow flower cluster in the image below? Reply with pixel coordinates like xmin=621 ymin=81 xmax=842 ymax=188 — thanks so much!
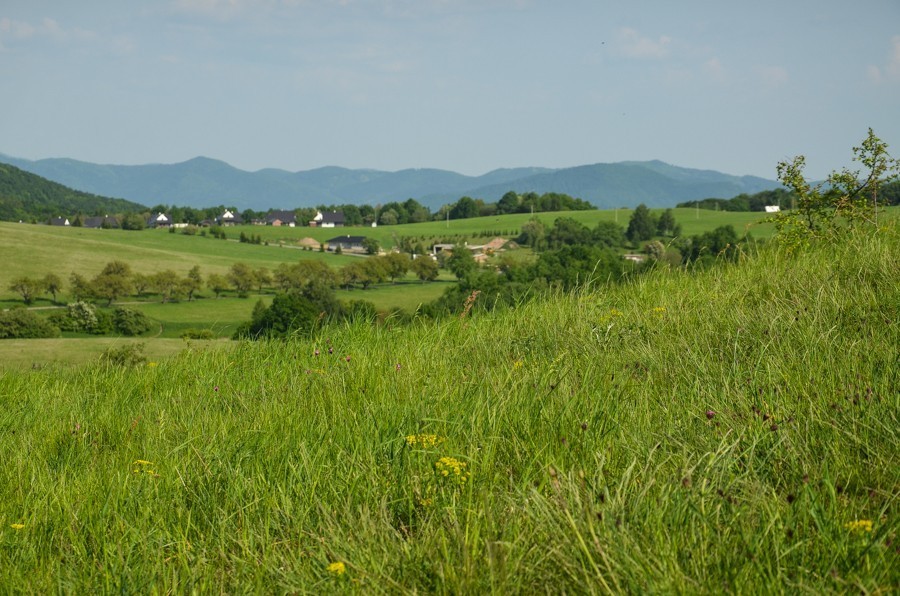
xmin=845 ymin=519 xmax=873 ymax=533
xmin=435 ymin=456 xmax=470 ymax=484
xmin=10 ymin=523 xmax=25 ymax=530
xmin=132 ymin=459 xmax=159 ymax=477
xmin=652 ymin=306 xmax=666 ymax=315
xmin=513 ymin=359 xmax=524 ymax=369
xmin=327 ymin=561 xmax=346 ymax=575
xmin=406 ymin=434 xmax=444 ymax=448
xmin=609 ymin=308 xmax=624 ymax=317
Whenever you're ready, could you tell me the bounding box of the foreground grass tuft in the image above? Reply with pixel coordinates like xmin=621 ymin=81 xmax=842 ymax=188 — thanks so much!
xmin=1 ymin=226 xmax=897 ymax=592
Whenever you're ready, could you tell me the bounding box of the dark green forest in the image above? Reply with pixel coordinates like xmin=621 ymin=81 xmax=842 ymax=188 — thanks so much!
xmin=0 ymin=163 xmax=146 ymax=222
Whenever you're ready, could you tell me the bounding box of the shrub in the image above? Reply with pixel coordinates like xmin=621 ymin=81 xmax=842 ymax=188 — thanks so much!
xmin=47 ymin=301 xmax=113 ymax=334
xmin=113 ymin=308 xmax=153 ymax=336
xmin=0 ymin=309 xmax=61 ymax=339
xmin=100 ymin=342 xmax=146 ymax=366
xmin=181 ymin=328 xmax=216 ymax=340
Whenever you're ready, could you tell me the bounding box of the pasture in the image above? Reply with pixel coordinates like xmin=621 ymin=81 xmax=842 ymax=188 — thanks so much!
xmin=0 ymin=224 xmax=895 ymax=592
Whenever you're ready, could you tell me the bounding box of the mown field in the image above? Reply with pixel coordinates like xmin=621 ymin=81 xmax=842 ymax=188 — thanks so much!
xmin=0 ymin=223 xmax=896 ymax=592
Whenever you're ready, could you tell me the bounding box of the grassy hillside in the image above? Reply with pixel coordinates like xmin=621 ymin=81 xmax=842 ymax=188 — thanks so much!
xmin=0 ymin=224 xmax=896 ymax=591
xmin=0 ymin=162 xmax=145 ymax=222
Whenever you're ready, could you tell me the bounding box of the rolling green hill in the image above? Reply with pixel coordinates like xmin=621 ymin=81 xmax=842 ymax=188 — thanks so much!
xmin=0 ymin=162 xmax=146 ymax=222
xmin=0 ymin=223 xmax=895 ymax=591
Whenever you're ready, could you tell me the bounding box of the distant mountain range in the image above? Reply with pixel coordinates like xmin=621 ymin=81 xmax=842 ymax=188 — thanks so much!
xmin=0 ymin=153 xmax=781 ymax=211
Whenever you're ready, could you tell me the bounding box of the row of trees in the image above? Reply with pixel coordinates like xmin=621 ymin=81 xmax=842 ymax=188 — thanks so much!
xmin=8 ymin=252 xmax=444 ymax=307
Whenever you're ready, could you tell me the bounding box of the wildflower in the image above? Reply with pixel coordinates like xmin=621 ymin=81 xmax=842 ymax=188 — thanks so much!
xmin=133 ymin=460 xmax=154 ymax=466
xmin=395 ymin=363 xmax=402 ymax=371
xmin=327 ymin=561 xmax=346 ymax=575
xmin=706 ymin=410 xmax=716 ymax=420
xmin=513 ymin=359 xmax=523 ymax=369
xmin=406 ymin=434 xmax=444 ymax=448
xmin=10 ymin=523 xmax=24 ymax=530
xmin=314 ymin=349 xmax=320 ymax=356
xmin=845 ymin=520 xmax=873 ymax=533
xmin=435 ymin=456 xmax=470 ymax=484
xmin=609 ymin=308 xmax=623 ymax=317
xmin=147 ymin=362 xmax=158 ymax=367
xmin=345 ymin=355 xmax=351 ymax=362
xmin=328 ymin=347 xmax=334 ymax=354
xmin=214 ymin=385 xmax=219 ymax=392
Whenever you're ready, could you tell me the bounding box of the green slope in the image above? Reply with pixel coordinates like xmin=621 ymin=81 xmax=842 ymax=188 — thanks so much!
xmin=0 ymin=162 xmax=146 ymax=222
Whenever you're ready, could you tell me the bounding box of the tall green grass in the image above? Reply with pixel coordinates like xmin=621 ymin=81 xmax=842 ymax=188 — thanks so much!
xmin=0 ymin=225 xmax=897 ymax=592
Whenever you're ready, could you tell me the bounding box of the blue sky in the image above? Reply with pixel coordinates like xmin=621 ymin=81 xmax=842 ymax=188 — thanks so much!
xmin=1 ymin=0 xmax=898 ymax=180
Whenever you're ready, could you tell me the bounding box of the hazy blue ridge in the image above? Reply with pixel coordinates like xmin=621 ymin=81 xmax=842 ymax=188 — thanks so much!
xmin=0 ymin=153 xmax=781 ymax=210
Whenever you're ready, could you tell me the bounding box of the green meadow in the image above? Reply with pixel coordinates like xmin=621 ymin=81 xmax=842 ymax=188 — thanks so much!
xmin=0 ymin=223 xmax=896 ymax=592
xmin=239 ymin=207 xmax=779 ymax=247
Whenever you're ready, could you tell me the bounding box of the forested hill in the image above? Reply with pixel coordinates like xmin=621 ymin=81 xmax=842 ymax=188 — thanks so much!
xmin=0 ymin=163 xmax=146 ymax=222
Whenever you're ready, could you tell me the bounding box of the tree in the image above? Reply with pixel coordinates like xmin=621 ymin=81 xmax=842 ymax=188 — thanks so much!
xmin=121 ymin=213 xmax=146 ymax=230
xmin=362 ymin=237 xmax=381 ymax=255
xmin=447 ymin=245 xmax=477 ymax=280
xmin=151 ymin=270 xmax=181 ymax=303
xmin=592 ymin=221 xmax=626 ymax=248
xmin=132 ymin=273 xmax=152 ymax=297
xmin=497 ymin=191 xmax=520 ymax=214
xmin=450 ymin=196 xmax=479 ymax=220
xmin=517 ymin=217 xmax=546 ymax=249
xmin=410 ymin=255 xmax=439 ymax=282
xmin=91 ymin=261 xmax=133 ymax=306
xmin=9 ymin=276 xmax=44 ymax=305
xmin=381 ymin=252 xmax=410 ymax=283
xmin=69 ymin=273 xmax=92 ymax=302
xmin=775 ymin=128 xmax=899 ymax=244
xmin=207 ymin=273 xmax=230 ymax=298
xmin=255 ymin=267 xmax=273 ymax=292
xmin=183 ymin=265 xmax=203 ymax=301
xmin=228 ymin=263 xmax=257 ymax=298
xmin=656 ymin=208 xmax=677 ymax=237
xmin=626 ymin=204 xmax=656 ymax=243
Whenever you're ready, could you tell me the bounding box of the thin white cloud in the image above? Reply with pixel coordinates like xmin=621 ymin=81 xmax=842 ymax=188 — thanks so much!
xmin=617 ymin=27 xmax=671 ymax=59
xmin=0 ymin=16 xmax=94 ymax=46
xmin=867 ymin=35 xmax=900 ymax=83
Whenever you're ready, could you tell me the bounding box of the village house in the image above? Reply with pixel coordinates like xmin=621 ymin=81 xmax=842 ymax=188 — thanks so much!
xmin=217 ymin=209 xmax=243 ymax=226
xmin=326 ymin=235 xmax=366 ymax=252
xmin=147 ymin=212 xmax=174 ymax=228
xmin=49 ymin=217 xmax=71 ymax=226
xmin=310 ymin=210 xmax=345 ymax=228
xmin=266 ymin=210 xmax=297 ymax=227
xmin=82 ymin=215 xmax=120 ymax=229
